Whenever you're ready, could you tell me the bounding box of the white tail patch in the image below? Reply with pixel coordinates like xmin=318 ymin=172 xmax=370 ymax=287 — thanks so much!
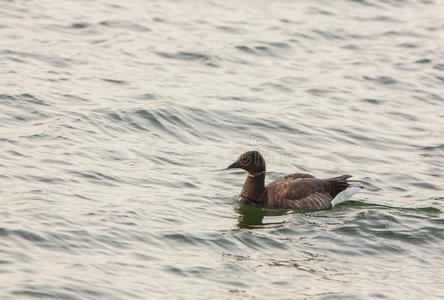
xmin=331 ymin=185 xmax=361 ymax=207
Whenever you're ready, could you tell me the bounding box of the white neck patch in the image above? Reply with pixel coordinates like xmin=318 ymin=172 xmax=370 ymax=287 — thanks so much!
xmin=248 ymin=170 xmax=266 ymax=177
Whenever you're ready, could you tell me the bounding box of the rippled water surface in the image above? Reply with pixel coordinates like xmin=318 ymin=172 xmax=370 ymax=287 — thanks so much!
xmin=1 ymin=0 xmax=444 ymax=299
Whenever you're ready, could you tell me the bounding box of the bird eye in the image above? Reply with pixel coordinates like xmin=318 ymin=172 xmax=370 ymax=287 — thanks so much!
xmin=241 ymin=156 xmax=251 ymax=164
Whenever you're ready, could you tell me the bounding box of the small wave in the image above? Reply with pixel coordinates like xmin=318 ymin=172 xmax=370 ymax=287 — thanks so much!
xmin=0 ymin=50 xmax=84 ymax=68
xmin=155 ymin=51 xmax=219 ymax=67
xmin=71 ymin=22 xmax=92 ymax=29
xmin=99 ymin=20 xmax=150 ymax=32
xmin=12 ymin=290 xmax=77 ymax=300
xmin=101 ymin=78 xmax=127 ymax=85
xmin=215 ymin=25 xmax=247 ymax=34
xmin=340 ymin=201 xmax=442 ymax=214
xmin=363 ymin=75 xmax=398 ymax=85
xmin=1 ymin=93 xmax=48 ymax=106
xmin=11 ymin=229 xmax=47 ymax=242
xmin=362 ymin=98 xmax=384 ymax=104
xmin=235 ymin=44 xmax=287 ymax=58
xmin=67 ymin=170 xmax=120 ymax=186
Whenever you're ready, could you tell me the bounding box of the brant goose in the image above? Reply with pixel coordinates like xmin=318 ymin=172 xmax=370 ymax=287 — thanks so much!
xmin=228 ymin=151 xmax=361 ymax=210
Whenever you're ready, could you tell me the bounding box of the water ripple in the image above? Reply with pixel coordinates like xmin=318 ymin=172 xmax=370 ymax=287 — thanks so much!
xmin=1 ymin=0 xmax=444 ymax=298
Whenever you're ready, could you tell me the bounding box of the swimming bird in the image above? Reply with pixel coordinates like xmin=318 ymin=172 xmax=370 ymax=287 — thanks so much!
xmin=227 ymin=151 xmax=361 ymax=210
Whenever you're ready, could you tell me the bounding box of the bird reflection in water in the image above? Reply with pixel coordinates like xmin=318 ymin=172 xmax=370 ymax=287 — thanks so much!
xmin=236 ymin=201 xmax=290 ymax=229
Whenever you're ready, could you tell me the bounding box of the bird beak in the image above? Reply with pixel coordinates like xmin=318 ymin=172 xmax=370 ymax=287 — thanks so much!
xmin=227 ymin=161 xmax=240 ymax=169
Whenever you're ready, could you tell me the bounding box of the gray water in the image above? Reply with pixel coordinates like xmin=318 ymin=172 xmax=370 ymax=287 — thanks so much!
xmin=1 ymin=0 xmax=443 ymax=299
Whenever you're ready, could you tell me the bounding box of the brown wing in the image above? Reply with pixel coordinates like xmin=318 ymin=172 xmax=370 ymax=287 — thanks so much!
xmin=271 ymin=173 xmax=314 ymax=185
xmin=265 ymin=177 xmax=333 ymax=210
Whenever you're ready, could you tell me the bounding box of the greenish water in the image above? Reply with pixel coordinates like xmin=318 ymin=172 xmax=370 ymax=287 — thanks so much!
xmin=1 ymin=0 xmax=443 ymax=299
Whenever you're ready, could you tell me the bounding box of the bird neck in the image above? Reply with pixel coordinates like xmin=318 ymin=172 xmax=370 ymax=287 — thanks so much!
xmin=241 ymin=172 xmax=266 ymax=203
